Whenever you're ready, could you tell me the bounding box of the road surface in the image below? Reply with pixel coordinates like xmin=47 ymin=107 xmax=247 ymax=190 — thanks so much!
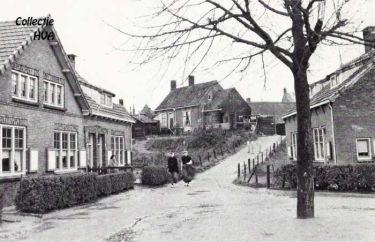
xmin=1 ymin=135 xmax=375 ymax=241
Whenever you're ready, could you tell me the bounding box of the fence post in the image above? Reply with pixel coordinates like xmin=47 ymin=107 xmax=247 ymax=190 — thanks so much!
xmin=243 ymin=162 xmax=247 ymax=181
xmin=252 ymin=159 xmax=255 ymax=173
xmin=255 ymin=164 xmax=258 ymax=186
xmin=267 ymin=165 xmax=270 ymax=189
xmin=213 ymin=150 xmax=217 ymax=159
xmin=199 ymin=155 xmax=202 ymax=165
xmin=237 ymin=163 xmax=240 ymax=179
xmin=261 ymin=152 xmax=264 ymax=163
xmin=207 ymin=152 xmax=210 ymax=162
xmin=220 ymin=146 xmax=223 ymax=156
xmin=248 ymin=159 xmax=251 ymax=174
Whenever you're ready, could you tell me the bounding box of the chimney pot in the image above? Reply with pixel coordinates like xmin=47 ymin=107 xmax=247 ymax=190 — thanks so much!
xmin=67 ymin=54 xmax=76 ymax=69
xmin=171 ymin=80 xmax=177 ymax=91
xmin=246 ymin=98 xmax=251 ymax=103
xmin=283 ymin=88 xmax=287 ymax=94
xmin=188 ymin=75 xmax=195 ymax=86
xmin=363 ymin=26 xmax=375 ymax=53
xmin=119 ymin=99 xmax=124 ymax=106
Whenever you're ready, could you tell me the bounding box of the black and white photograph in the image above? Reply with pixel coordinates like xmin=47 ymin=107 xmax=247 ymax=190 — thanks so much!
xmin=0 ymin=0 xmax=374 ymax=241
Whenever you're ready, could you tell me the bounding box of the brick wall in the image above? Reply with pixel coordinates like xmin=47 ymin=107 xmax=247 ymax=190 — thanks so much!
xmin=333 ymin=69 xmax=375 ymax=164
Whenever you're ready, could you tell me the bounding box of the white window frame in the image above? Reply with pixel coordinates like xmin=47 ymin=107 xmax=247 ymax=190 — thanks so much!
xmin=44 ymin=80 xmax=64 ymax=108
xmin=161 ymin=113 xmax=167 ymax=127
xmin=291 ymin=132 xmax=297 ymax=161
xmin=313 ymin=127 xmax=326 ymax=161
xmin=111 ymin=135 xmax=125 ymax=166
xmin=356 ymin=138 xmax=372 ymax=161
xmin=0 ymin=124 xmax=27 ymax=176
xmin=54 ymin=131 xmax=78 ymax=171
xmin=99 ymin=93 xmax=113 ymax=108
xmin=12 ymin=70 xmax=38 ymax=103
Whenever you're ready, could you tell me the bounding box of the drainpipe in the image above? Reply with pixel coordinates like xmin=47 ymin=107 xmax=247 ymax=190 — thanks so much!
xmin=328 ymin=103 xmax=337 ymax=164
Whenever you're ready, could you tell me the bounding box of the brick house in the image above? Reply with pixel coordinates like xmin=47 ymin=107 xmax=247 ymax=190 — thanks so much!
xmin=246 ymin=88 xmax=295 ymax=135
xmin=283 ymin=30 xmax=375 ymax=164
xmin=0 ymin=17 xmax=134 ymax=204
xmin=154 ymin=76 xmax=251 ymax=133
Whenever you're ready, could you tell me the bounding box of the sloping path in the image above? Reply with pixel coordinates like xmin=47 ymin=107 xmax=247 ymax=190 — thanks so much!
xmin=1 ymin=135 xmax=375 ymax=241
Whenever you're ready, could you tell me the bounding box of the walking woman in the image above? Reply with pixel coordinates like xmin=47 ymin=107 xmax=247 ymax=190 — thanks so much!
xmin=181 ymin=150 xmax=195 ymax=186
xmin=167 ymin=152 xmax=179 ymax=187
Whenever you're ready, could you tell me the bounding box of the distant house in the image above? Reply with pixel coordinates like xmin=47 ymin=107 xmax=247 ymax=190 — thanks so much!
xmin=247 ymin=88 xmax=295 ymax=135
xmin=132 ymin=110 xmax=160 ymax=138
xmin=154 ymin=76 xmax=251 ymax=133
xmin=283 ymin=28 xmax=375 ymax=164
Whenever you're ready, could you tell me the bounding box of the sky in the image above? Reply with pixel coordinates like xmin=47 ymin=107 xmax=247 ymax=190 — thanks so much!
xmin=1 ymin=0 xmax=374 ymax=112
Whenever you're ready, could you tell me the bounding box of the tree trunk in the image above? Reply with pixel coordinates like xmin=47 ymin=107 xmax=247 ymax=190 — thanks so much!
xmin=293 ymin=67 xmax=315 ymax=219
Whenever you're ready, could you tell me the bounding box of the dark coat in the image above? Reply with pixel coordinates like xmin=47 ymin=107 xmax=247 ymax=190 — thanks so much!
xmin=168 ymin=157 xmax=179 ymax=172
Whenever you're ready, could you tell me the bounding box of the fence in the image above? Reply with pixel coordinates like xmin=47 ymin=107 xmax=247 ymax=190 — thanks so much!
xmin=87 ymin=165 xmax=143 ymax=175
xmin=236 ymin=136 xmax=284 ymax=188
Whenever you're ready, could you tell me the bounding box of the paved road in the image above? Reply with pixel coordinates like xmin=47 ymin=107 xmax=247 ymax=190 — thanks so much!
xmin=2 ymin=135 xmax=375 ymax=241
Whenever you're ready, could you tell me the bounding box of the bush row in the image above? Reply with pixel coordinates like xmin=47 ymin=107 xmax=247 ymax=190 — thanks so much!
xmin=15 ymin=172 xmax=134 ymax=214
xmin=274 ymin=164 xmax=375 ymax=192
xmin=141 ymin=166 xmax=171 ymax=186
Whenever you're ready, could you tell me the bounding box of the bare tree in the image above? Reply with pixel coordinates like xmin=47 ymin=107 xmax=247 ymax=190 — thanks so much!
xmin=112 ymin=0 xmax=370 ymax=218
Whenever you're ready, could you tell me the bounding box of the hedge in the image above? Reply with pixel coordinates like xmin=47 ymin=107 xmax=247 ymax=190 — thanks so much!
xmin=141 ymin=166 xmax=171 ymax=186
xmin=15 ymin=171 xmax=134 ymax=214
xmin=274 ymin=164 xmax=375 ymax=192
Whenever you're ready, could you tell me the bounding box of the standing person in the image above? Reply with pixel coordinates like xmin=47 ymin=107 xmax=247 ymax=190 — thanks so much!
xmin=167 ymin=152 xmax=179 ymax=187
xmin=181 ymin=150 xmax=195 ymax=186
xmin=109 ymin=155 xmax=119 ymax=173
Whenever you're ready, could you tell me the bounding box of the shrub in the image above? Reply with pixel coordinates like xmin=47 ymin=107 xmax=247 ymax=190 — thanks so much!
xmin=16 ymin=172 xmax=134 ymax=214
xmin=274 ymin=163 xmax=375 ymax=192
xmin=142 ymin=166 xmax=171 ymax=186
xmin=97 ymin=172 xmax=134 ymax=197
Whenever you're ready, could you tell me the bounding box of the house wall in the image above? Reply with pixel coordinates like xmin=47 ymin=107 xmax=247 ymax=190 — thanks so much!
xmin=0 ymin=38 xmax=85 ymax=174
xmin=333 ymin=69 xmax=375 ymax=164
xmin=284 ymin=104 xmax=334 ymax=162
xmin=156 ymin=106 xmax=203 ymax=131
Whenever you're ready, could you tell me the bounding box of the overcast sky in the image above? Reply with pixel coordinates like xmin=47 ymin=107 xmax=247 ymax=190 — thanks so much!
xmin=1 ymin=0 xmax=374 ymax=112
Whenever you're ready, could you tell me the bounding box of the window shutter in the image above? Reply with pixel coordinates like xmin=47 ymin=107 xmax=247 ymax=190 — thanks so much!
xmin=127 ymin=150 xmax=132 ymax=165
xmin=79 ymin=149 xmax=87 ymax=168
xmin=326 ymin=142 xmax=332 ymax=160
xmin=287 ymin=146 xmax=292 ymax=157
xmin=107 ymin=150 xmax=112 ymax=165
xmin=28 ymin=148 xmax=38 ymax=172
xmin=47 ymin=148 xmax=56 ymax=171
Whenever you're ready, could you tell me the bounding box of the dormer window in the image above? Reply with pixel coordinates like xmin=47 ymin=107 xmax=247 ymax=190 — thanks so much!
xmin=330 ymin=75 xmax=338 ymax=87
xmin=208 ymin=94 xmax=212 ymax=101
xmin=100 ymin=93 xmax=113 ymax=108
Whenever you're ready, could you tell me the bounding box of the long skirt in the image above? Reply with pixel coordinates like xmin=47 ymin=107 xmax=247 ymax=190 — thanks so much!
xmin=181 ymin=164 xmax=196 ymax=183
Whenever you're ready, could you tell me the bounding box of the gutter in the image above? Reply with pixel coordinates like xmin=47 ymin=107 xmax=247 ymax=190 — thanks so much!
xmin=155 ymin=104 xmax=200 ymax=112
xmin=282 ymin=99 xmax=331 ymax=120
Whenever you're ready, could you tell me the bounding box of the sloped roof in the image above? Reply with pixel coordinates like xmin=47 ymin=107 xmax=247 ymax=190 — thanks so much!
xmin=0 ymin=16 xmax=90 ymax=112
xmin=133 ymin=114 xmax=158 ymax=124
xmin=77 ymin=73 xmax=115 ymax=96
xmin=155 ymin=81 xmax=221 ymax=111
xmin=249 ymin=102 xmax=296 ymax=123
xmin=204 ymin=88 xmax=235 ymax=110
xmin=84 ymin=94 xmax=135 ymax=123
xmin=283 ymin=50 xmax=375 ymax=119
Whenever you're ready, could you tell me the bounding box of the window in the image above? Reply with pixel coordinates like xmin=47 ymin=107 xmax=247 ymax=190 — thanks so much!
xmin=161 ymin=113 xmax=167 ymax=127
xmin=291 ymin=132 xmax=297 ymax=160
xmin=111 ymin=136 xmax=125 ymax=165
xmin=356 ymin=138 xmax=372 ymax=161
xmin=183 ymin=111 xmax=191 ymax=126
xmin=100 ymin=93 xmax=113 ymax=107
xmin=44 ymin=81 xmax=64 ymax=107
xmin=11 ymin=71 xmax=38 ymax=102
xmin=313 ymin=128 xmax=326 ymax=161
xmin=1 ymin=125 xmax=26 ymax=174
xmin=54 ymin=131 xmax=77 ymax=170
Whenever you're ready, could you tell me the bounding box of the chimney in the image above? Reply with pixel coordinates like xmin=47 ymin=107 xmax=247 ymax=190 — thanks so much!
xmin=363 ymin=26 xmax=375 ymax=53
xmin=171 ymin=80 xmax=177 ymax=91
xmin=283 ymin=88 xmax=287 ymax=94
xmin=246 ymin=98 xmax=251 ymax=103
xmin=119 ymin=99 xmax=124 ymax=106
xmin=188 ymin=75 xmax=195 ymax=86
xmin=67 ymin=54 xmax=76 ymax=69
xmin=133 ymin=105 xmax=135 ymax=115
